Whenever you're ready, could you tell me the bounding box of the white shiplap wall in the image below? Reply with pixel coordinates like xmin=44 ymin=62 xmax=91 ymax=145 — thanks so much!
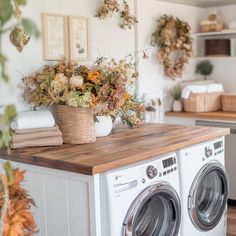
xmin=1 ymin=0 xmax=207 ymax=114
xmin=0 ymin=0 xmax=135 ymax=112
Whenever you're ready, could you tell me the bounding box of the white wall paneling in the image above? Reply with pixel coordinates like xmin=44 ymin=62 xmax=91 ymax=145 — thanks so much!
xmin=0 ymin=159 xmax=101 ymax=236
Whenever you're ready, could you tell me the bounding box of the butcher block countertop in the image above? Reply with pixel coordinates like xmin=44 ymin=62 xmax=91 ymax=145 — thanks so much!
xmin=166 ymin=111 xmax=236 ymax=121
xmin=0 ymin=124 xmax=230 ymax=175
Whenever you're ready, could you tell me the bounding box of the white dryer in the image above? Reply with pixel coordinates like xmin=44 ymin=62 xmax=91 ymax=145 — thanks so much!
xmin=100 ymin=153 xmax=181 ymax=236
xmin=177 ymin=136 xmax=229 ymax=236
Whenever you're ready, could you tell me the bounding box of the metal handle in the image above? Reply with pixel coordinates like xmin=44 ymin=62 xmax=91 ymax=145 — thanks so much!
xmin=114 ymin=180 xmax=138 ymax=193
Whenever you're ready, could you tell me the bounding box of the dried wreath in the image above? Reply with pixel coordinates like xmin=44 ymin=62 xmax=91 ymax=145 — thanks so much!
xmin=96 ymin=0 xmax=137 ymax=29
xmin=151 ymin=15 xmax=192 ymax=79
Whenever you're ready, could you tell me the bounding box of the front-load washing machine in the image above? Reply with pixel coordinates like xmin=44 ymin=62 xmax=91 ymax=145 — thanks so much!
xmin=177 ymin=136 xmax=229 ymax=236
xmin=100 ymin=152 xmax=181 ymax=236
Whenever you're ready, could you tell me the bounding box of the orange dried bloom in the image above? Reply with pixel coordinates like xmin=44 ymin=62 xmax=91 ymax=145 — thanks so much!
xmin=90 ymin=94 xmax=98 ymax=106
xmin=123 ymin=92 xmax=131 ymax=101
xmin=87 ymin=70 xmax=100 ymax=84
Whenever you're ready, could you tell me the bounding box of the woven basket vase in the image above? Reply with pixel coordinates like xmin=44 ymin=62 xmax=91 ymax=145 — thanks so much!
xmin=55 ymin=105 xmax=96 ymax=144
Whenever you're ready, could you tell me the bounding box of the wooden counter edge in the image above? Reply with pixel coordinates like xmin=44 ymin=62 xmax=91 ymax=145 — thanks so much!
xmin=0 ymin=153 xmax=93 ymax=175
xmin=165 ymin=111 xmax=236 ymax=121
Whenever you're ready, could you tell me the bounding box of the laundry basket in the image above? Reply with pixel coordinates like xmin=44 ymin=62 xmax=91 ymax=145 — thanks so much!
xmin=184 ymin=92 xmax=222 ymax=112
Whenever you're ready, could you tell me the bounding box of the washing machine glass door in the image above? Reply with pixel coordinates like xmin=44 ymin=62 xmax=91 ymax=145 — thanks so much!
xmin=122 ymin=182 xmax=181 ymax=236
xmin=188 ymin=162 xmax=228 ymax=231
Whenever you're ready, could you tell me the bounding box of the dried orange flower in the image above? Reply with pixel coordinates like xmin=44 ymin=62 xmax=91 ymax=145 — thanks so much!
xmin=87 ymin=70 xmax=100 ymax=84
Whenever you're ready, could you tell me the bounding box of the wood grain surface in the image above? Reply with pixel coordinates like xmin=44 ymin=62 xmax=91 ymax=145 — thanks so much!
xmin=166 ymin=111 xmax=236 ymax=121
xmin=228 ymin=205 xmax=236 ymax=236
xmin=0 ymin=123 xmax=230 ymax=175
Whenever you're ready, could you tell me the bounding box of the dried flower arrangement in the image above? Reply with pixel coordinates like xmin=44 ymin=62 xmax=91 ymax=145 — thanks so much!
xmin=23 ymin=61 xmax=99 ymax=108
xmin=23 ymin=58 xmax=145 ymax=128
xmin=96 ymin=0 xmax=138 ymax=29
xmin=151 ymin=15 xmax=192 ymax=79
xmin=118 ymin=98 xmax=145 ymax=128
xmin=0 ymin=162 xmax=37 ymax=236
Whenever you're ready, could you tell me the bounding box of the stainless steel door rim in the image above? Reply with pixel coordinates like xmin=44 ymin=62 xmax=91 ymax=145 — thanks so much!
xmin=188 ymin=161 xmax=229 ymax=231
xmin=122 ymin=182 xmax=181 ymax=236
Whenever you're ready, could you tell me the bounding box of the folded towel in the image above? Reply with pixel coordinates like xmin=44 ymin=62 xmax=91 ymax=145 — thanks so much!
xmin=11 ymin=136 xmax=63 ymax=149
xmin=11 ymin=129 xmax=62 ymax=143
xmin=181 ymin=84 xmax=224 ymax=99
xmin=13 ymin=125 xmax=59 ymax=134
xmin=11 ymin=110 xmax=55 ymax=130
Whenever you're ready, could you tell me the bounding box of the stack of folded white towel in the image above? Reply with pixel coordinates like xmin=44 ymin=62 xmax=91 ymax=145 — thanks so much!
xmin=10 ymin=110 xmax=63 ymax=149
xmin=181 ymin=83 xmax=224 ymax=99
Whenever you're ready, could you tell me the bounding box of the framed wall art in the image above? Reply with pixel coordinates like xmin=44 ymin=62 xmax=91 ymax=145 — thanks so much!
xmin=41 ymin=13 xmax=68 ymax=60
xmin=68 ymin=16 xmax=91 ymax=61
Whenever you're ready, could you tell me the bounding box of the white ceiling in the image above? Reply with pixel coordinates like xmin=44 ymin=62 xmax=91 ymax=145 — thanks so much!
xmin=157 ymin=0 xmax=236 ymax=8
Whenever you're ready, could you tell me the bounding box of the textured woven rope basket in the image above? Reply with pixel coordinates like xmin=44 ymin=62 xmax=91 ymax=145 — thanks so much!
xmin=184 ymin=92 xmax=222 ymax=112
xmin=55 ymin=105 xmax=96 ymax=144
xmin=222 ymin=94 xmax=236 ymax=112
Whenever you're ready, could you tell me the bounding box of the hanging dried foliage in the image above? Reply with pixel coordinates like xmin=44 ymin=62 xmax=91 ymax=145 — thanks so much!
xmin=96 ymin=0 xmax=137 ymax=29
xmin=120 ymin=1 xmax=138 ymax=29
xmin=151 ymin=15 xmax=192 ymax=79
xmin=96 ymin=0 xmax=119 ymax=19
xmin=0 ymin=162 xmax=37 ymax=236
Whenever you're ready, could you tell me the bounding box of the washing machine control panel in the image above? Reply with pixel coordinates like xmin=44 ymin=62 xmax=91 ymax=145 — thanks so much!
xmin=202 ymin=139 xmax=224 ymax=161
xmin=146 ymin=165 xmax=158 ymax=179
xmin=143 ymin=155 xmax=178 ymax=181
xmin=205 ymin=146 xmax=213 ymax=158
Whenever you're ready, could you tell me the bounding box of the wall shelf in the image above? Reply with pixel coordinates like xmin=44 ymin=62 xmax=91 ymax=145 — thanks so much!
xmin=193 ymin=29 xmax=236 ymax=37
xmin=191 ymin=56 xmax=236 ymax=60
xmin=193 ymin=29 xmax=236 ymax=58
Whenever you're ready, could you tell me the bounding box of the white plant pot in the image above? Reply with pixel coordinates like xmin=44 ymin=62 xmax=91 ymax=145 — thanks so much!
xmin=172 ymin=100 xmax=182 ymax=112
xmin=95 ymin=116 xmax=113 ymax=137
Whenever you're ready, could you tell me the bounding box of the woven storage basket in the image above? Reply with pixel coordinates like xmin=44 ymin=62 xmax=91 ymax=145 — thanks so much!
xmin=184 ymin=92 xmax=222 ymax=112
xmin=222 ymin=94 xmax=236 ymax=112
xmin=55 ymin=105 xmax=96 ymax=144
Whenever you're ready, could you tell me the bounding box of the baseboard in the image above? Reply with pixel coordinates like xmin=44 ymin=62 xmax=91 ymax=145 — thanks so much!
xmin=228 ymin=199 xmax=236 ymax=206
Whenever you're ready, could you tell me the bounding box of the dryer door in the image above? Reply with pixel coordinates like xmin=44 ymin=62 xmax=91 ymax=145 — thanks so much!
xmin=188 ymin=161 xmax=229 ymax=231
xmin=122 ymin=182 xmax=181 ymax=236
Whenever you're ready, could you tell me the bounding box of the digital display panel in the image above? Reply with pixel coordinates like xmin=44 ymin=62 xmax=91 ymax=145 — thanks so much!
xmin=214 ymin=141 xmax=223 ymax=150
xmin=163 ymin=157 xmax=175 ymax=168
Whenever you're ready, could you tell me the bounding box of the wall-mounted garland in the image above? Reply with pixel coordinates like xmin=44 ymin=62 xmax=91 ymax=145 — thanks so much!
xmin=151 ymin=15 xmax=192 ymax=79
xmin=96 ymin=0 xmax=137 ymax=29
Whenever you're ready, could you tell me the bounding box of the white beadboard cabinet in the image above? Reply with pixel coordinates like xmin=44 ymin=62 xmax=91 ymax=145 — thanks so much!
xmin=0 ymin=159 xmax=102 ymax=236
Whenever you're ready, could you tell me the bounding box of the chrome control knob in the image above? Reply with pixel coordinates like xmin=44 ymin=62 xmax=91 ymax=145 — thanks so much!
xmin=146 ymin=166 xmax=158 ymax=179
xmin=205 ymin=146 xmax=213 ymax=158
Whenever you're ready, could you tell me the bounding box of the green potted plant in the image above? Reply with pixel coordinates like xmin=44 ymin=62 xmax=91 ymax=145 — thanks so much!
xmin=171 ymin=84 xmax=182 ymax=112
xmin=196 ymin=60 xmax=213 ymax=80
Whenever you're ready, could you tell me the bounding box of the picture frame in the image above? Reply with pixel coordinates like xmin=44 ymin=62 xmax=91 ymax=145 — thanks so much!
xmin=41 ymin=13 xmax=69 ymax=60
xmin=68 ymin=16 xmax=91 ymax=61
